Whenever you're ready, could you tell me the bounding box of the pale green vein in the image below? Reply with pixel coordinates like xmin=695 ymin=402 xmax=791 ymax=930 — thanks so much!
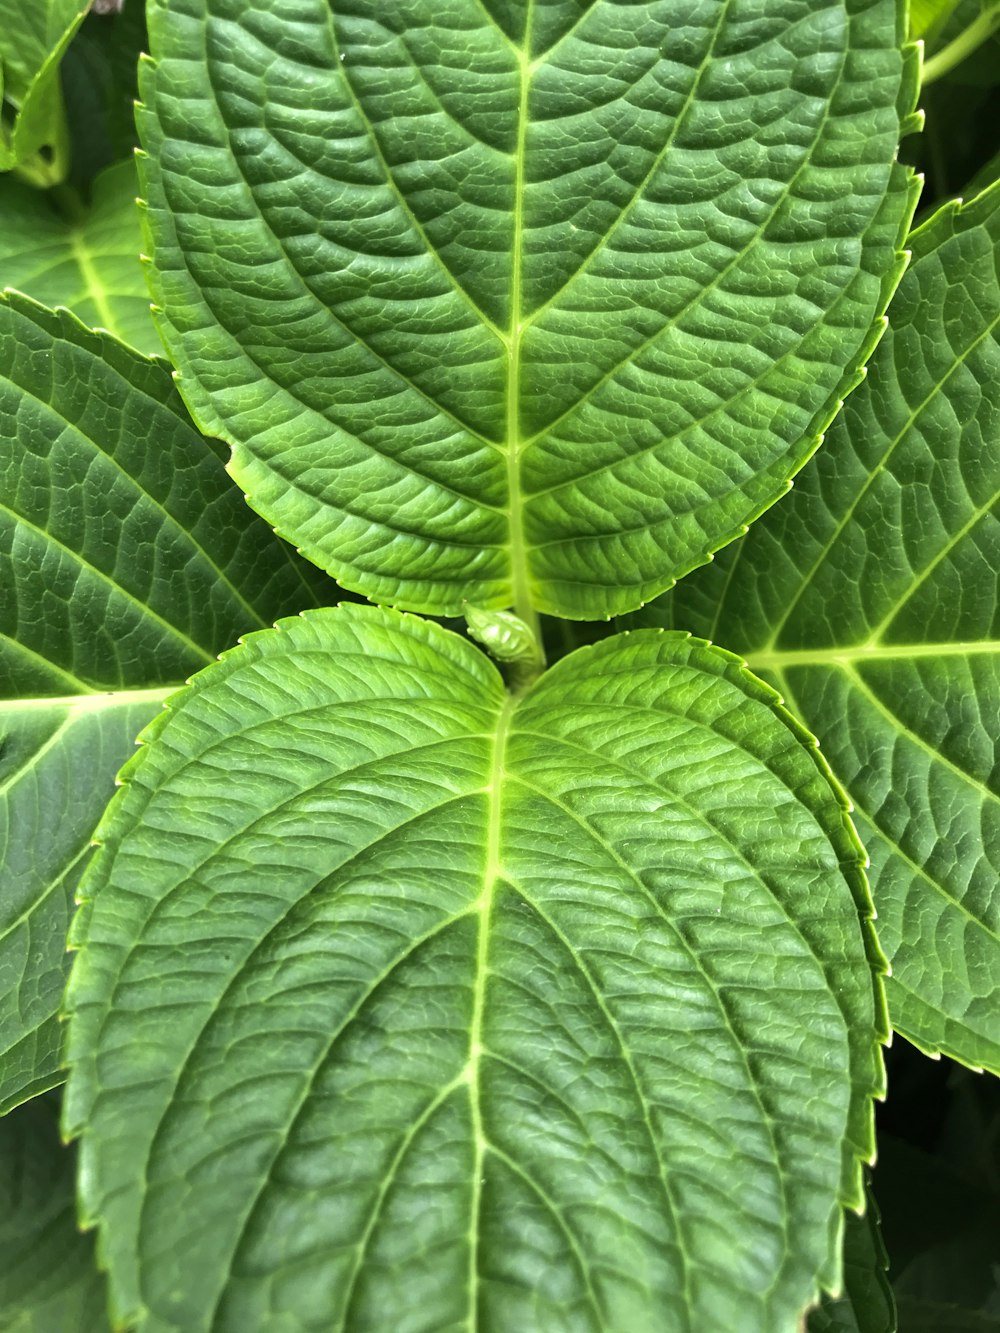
xmin=528 ymin=1 xmax=602 ymax=70
xmin=1 ymin=842 xmax=88 ymax=955
xmin=757 ymin=301 xmax=1000 ymax=652
xmin=0 ymin=713 xmax=74 ymax=800
xmin=196 ymin=43 xmax=503 ymax=455
xmin=500 ymin=850 xmax=695 ymax=1329
xmin=745 ymin=640 xmax=1000 ymax=670
xmin=324 ymin=13 xmax=508 ymax=345
xmin=466 ymin=691 xmax=516 ymax=1331
xmin=842 ymin=662 xmax=999 ymax=808
xmin=520 ymin=66 xmax=848 ymax=473
xmin=769 ymin=667 xmax=1000 ymax=947
xmin=67 ymin=226 xmax=120 ymax=339
xmin=520 ymin=0 xmax=739 ymax=331
xmin=337 ymin=1078 xmax=466 ymax=1330
xmin=2 ymin=350 xmax=274 ymax=630
xmin=0 ymin=635 xmax=96 ymax=694
xmin=486 ymin=1141 xmax=603 ymax=1326
xmin=0 ymin=686 xmax=175 ymax=715
xmin=195 ymin=907 xmax=478 ymax=1333
xmin=866 ymin=490 xmax=1000 ymax=644
xmin=507 ymin=27 xmax=538 ymax=634
xmin=3 ymin=504 xmax=216 ymax=667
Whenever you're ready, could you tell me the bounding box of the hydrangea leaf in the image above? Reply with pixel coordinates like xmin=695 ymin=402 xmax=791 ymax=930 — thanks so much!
xmin=630 ymin=179 xmax=1000 ymax=1072
xmin=0 ymin=0 xmax=90 ymax=183
xmin=808 ymin=1181 xmax=894 ymax=1333
xmin=0 ymin=292 xmax=332 ymax=1113
xmin=65 ymin=607 xmax=884 ymax=1332
xmin=139 ymin=0 xmax=918 ymax=619
xmin=0 ymin=1097 xmax=110 ymax=1332
xmin=0 ymin=160 xmax=157 ymax=355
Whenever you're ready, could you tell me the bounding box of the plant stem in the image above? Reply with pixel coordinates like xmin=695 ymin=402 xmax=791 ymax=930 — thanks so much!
xmin=923 ymin=5 xmax=1000 ymax=85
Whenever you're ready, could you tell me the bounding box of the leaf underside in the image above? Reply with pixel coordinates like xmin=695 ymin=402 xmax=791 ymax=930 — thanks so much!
xmin=140 ymin=0 xmax=917 ymax=618
xmin=65 ymin=606 xmax=884 ymax=1333
xmin=633 ymin=179 xmax=1000 ymax=1073
xmin=0 ymin=293 xmax=332 ymax=1112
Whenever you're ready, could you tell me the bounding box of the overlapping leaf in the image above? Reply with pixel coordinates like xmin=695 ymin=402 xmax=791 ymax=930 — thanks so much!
xmin=0 ymin=160 xmax=157 ymax=355
xmin=0 ymin=292 xmax=331 ymax=1112
xmin=808 ymin=1185 xmax=894 ymax=1333
xmin=631 ymin=179 xmax=1000 ymax=1071
xmin=139 ymin=0 xmax=918 ymax=619
xmin=0 ymin=0 xmax=89 ymax=182
xmin=65 ymin=606 xmax=884 ymax=1332
xmin=0 ymin=1097 xmax=110 ymax=1332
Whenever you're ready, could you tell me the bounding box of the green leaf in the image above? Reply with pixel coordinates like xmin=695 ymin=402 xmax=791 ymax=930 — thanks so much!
xmin=908 ymin=0 xmax=963 ymax=41
xmin=0 ymin=0 xmax=90 ymax=183
xmin=0 ymin=160 xmax=158 ymax=355
xmin=138 ymin=0 xmax=918 ymax=620
xmin=808 ymin=1182 xmax=895 ymax=1333
xmin=0 ymin=693 xmax=169 ymax=1116
xmin=0 ymin=1097 xmax=110 ymax=1332
xmin=65 ymin=607 xmax=885 ymax=1332
xmin=629 ymin=179 xmax=1000 ymax=1071
xmin=0 ymin=291 xmax=333 ymax=1113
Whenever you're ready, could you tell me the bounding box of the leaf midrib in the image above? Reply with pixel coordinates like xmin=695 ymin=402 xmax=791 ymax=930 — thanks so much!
xmin=466 ymin=689 xmax=516 ymax=1327
xmin=745 ymin=641 xmax=1000 ymax=669
xmin=506 ymin=26 xmax=534 ymax=628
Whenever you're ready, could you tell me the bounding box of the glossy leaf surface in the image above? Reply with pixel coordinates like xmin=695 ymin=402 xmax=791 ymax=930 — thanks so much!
xmin=66 ymin=607 xmax=884 ymax=1332
xmin=0 ymin=293 xmax=331 ymax=1112
xmin=0 ymin=160 xmax=157 ymax=355
xmin=632 ymin=180 xmax=1000 ymax=1072
xmin=140 ymin=0 xmax=917 ymax=618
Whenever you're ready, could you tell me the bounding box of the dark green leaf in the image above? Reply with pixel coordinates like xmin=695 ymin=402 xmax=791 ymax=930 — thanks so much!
xmin=0 ymin=1097 xmax=110 ymax=1332
xmin=808 ymin=1181 xmax=895 ymax=1333
xmin=0 ymin=292 xmax=332 ymax=1112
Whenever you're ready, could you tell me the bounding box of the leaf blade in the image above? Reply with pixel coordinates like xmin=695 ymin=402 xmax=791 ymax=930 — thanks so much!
xmin=634 ymin=179 xmax=1000 ymax=1071
xmin=0 ymin=161 xmax=158 ymax=355
xmin=65 ymin=608 xmax=884 ymax=1332
xmin=139 ymin=0 xmax=918 ymax=618
xmin=0 ymin=294 xmax=334 ymax=1110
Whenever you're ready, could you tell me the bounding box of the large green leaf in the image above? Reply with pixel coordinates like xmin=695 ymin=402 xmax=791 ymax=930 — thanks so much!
xmin=0 ymin=291 xmax=332 ymax=1113
xmin=628 ymin=179 xmax=1000 ymax=1071
xmin=0 ymin=160 xmax=157 ymax=355
xmin=138 ymin=0 xmax=918 ymax=620
xmin=0 ymin=0 xmax=89 ymax=182
xmin=65 ymin=607 xmax=885 ymax=1332
xmin=0 ymin=1097 xmax=110 ymax=1332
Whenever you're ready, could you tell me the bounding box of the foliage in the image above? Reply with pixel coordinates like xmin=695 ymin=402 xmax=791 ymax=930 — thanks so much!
xmin=0 ymin=1 xmax=997 ymax=1330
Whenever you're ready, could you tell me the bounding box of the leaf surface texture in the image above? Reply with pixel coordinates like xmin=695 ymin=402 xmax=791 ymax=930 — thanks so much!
xmin=140 ymin=0 xmax=917 ymax=617
xmin=633 ymin=180 xmax=1000 ymax=1072
xmin=0 ymin=294 xmax=331 ymax=1111
xmin=66 ymin=607 xmax=884 ymax=1332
